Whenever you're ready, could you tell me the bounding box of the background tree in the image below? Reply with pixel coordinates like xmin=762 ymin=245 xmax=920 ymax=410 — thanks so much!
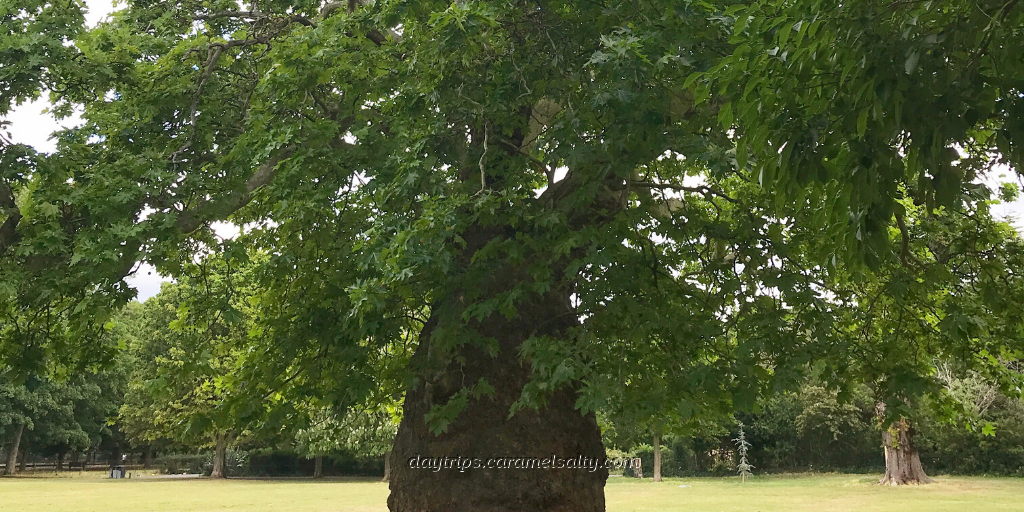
xmin=734 ymin=422 xmax=753 ymax=482
xmin=1 ymin=377 xmax=39 ymax=475
xmin=26 ymin=377 xmax=98 ymax=471
xmin=1 ymin=370 xmax=121 ymax=474
xmin=295 ymin=402 xmax=400 ymax=480
xmin=118 ymin=259 xmax=260 ymax=478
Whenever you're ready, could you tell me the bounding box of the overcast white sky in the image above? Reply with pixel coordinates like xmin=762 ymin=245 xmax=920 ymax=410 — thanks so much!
xmin=6 ymin=0 xmax=1023 ymax=301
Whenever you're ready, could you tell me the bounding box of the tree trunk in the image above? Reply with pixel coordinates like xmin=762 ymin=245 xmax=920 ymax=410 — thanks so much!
xmin=56 ymin=451 xmax=65 ymax=472
xmin=313 ymin=455 xmax=323 ymax=478
xmin=382 ymin=449 xmax=391 ymax=483
xmin=108 ymin=446 xmax=122 ymax=468
xmin=388 ymin=225 xmax=607 ymax=512
xmin=18 ymin=444 xmax=27 ymax=473
xmin=144 ymin=446 xmax=154 ymax=469
xmin=4 ymin=423 xmax=24 ymax=476
xmin=652 ymin=433 xmax=662 ymax=482
xmin=210 ymin=432 xmax=228 ymax=478
xmin=878 ymin=407 xmax=931 ymax=485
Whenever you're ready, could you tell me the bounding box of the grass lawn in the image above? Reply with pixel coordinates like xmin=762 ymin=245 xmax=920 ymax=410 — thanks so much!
xmin=2 ymin=472 xmax=1022 ymax=511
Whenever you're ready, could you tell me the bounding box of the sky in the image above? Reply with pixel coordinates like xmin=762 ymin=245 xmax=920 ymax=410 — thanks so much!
xmin=6 ymin=0 xmax=1023 ymax=302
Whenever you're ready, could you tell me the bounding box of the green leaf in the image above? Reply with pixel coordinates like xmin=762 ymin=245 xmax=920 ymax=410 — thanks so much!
xmin=904 ymin=50 xmax=920 ymax=74
xmin=857 ymin=108 xmax=869 ymax=138
xmin=718 ymin=101 xmax=734 ymax=127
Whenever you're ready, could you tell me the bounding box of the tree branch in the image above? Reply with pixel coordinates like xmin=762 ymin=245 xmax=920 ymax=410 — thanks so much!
xmin=631 ymin=182 xmax=740 ymax=205
xmin=175 ymin=146 xmax=296 ymax=233
xmin=0 ymin=181 xmax=22 ymax=258
xmin=894 ymin=209 xmax=924 ymax=269
xmin=477 ymin=124 xmax=489 ymax=194
xmin=194 ymin=10 xmax=316 ymax=27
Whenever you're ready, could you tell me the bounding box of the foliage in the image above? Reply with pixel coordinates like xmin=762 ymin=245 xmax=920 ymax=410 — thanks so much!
xmin=294 ymin=404 xmax=399 ymax=459
xmin=1 ymin=367 xmax=122 ymax=463
xmin=702 ymin=0 xmax=1024 ymax=265
xmin=153 ymin=453 xmax=209 ymax=475
xmin=620 ymin=371 xmax=1024 ymax=477
xmin=246 ymin=448 xmax=384 ymax=477
xmin=117 ymin=257 xmax=264 ymax=451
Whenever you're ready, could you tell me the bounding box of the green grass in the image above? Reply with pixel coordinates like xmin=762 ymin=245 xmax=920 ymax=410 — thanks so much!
xmin=2 ymin=472 xmax=1022 ymax=511
xmin=605 ymin=474 xmax=1024 ymax=511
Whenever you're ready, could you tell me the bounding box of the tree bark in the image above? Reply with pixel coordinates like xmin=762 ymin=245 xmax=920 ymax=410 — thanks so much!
xmin=4 ymin=423 xmax=24 ymax=476
xmin=313 ymin=455 xmax=323 ymax=478
xmin=108 ymin=446 xmax=122 ymax=468
xmin=382 ymin=449 xmax=391 ymax=483
xmin=877 ymin=407 xmax=931 ymax=485
xmin=56 ymin=451 xmax=65 ymax=472
xmin=210 ymin=432 xmax=228 ymax=478
xmin=144 ymin=446 xmax=154 ymax=469
xmin=388 ymin=225 xmax=607 ymax=512
xmin=652 ymin=433 xmax=662 ymax=482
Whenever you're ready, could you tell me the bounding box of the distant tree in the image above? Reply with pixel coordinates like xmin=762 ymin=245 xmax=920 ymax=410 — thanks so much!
xmin=118 ymin=259 xmax=260 ymax=478
xmin=28 ymin=379 xmax=95 ymax=471
xmin=1 ymin=377 xmax=38 ymax=475
xmin=1 ymin=371 xmax=119 ymax=474
xmin=295 ymin=402 xmax=400 ymax=479
xmin=734 ymin=422 xmax=753 ymax=482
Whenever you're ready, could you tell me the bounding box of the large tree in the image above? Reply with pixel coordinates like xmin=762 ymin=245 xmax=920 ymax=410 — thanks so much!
xmin=2 ymin=0 xmax=1024 ymax=509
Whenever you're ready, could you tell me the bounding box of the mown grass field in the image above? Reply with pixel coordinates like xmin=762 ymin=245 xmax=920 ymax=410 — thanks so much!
xmin=2 ymin=472 xmax=1022 ymax=511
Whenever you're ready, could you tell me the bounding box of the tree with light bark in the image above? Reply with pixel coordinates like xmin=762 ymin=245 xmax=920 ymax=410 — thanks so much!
xmin=295 ymin=402 xmax=400 ymax=480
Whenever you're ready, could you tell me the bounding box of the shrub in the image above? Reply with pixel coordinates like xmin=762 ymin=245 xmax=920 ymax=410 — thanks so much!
xmin=155 ymin=453 xmax=207 ymax=475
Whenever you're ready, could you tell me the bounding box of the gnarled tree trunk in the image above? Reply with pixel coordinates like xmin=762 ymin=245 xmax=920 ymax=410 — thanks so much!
xmin=652 ymin=433 xmax=662 ymax=482
xmin=4 ymin=423 xmax=24 ymax=476
xmin=388 ymin=225 xmax=607 ymax=512
xmin=210 ymin=432 xmax=229 ymax=478
xmin=877 ymin=403 xmax=931 ymax=486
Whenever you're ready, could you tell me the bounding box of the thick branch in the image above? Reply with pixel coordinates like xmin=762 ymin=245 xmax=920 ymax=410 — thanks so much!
xmin=173 ymin=38 xmax=269 ymax=163
xmin=522 ymin=99 xmax=561 ymax=151
xmin=194 ymin=10 xmax=316 ymax=27
xmin=631 ymin=182 xmax=740 ymax=205
xmin=175 ymin=146 xmax=295 ymax=233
